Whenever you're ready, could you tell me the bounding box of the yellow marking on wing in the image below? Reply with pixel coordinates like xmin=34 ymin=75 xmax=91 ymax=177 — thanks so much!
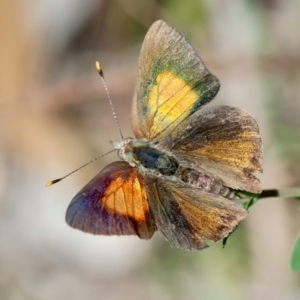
xmin=148 ymin=72 xmax=198 ymax=138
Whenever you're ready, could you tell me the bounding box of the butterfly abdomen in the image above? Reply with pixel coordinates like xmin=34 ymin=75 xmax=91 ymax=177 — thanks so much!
xmin=180 ymin=168 xmax=238 ymax=200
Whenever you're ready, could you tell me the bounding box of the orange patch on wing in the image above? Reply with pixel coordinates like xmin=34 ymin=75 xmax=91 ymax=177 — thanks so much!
xmin=147 ymin=72 xmax=198 ymax=138
xmin=103 ymin=170 xmax=149 ymax=222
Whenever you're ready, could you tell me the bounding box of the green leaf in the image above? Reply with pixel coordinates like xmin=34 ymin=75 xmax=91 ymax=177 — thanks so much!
xmin=243 ymin=195 xmax=260 ymax=210
xmin=222 ymin=234 xmax=230 ymax=248
xmin=291 ymin=233 xmax=300 ymax=271
xmin=223 ymin=195 xmax=260 ymax=248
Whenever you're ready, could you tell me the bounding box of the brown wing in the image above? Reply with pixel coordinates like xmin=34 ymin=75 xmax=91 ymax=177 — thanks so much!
xmin=131 ymin=20 xmax=220 ymax=140
xmin=165 ymin=105 xmax=262 ymax=193
xmin=145 ymin=176 xmax=247 ymax=250
xmin=66 ymin=161 xmax=155 ymax=239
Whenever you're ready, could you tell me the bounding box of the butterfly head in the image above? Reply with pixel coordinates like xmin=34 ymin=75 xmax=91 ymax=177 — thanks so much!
xmin=111 ymin=138 xmax=148 ymax=167
xmin=110 ymin=138 xmax=133 ymax=162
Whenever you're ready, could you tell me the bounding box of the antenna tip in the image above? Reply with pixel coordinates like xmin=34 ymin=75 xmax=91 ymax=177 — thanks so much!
xmin=95 ymin=61 xmax=104 ymax=77
xmin=46 ymin=178 xmax=62 ymax=187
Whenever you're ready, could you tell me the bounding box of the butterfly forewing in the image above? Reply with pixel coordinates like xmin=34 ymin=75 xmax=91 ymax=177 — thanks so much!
xmin=132 ymin=20 xmax=220 ymax=141
xmin=66 ymin=161 xmax=155 ymax=239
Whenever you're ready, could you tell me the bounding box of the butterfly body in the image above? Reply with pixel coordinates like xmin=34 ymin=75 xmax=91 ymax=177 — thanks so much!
xmin=65 ymin=20 xmax=263 ymax=250
xmin=116 ymin=137 xmax=238 ymax=200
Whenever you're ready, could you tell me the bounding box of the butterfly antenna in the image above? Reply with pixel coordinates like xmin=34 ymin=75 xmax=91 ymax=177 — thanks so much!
xmin=95 ymin=61 xmax=124 ymax=140
xmin=46 ymin=149 xmax=117 ymax=187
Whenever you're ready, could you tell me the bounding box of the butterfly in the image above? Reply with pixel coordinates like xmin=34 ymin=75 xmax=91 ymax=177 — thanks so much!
xmin=65 ymin=20 xmax=263 ymax=250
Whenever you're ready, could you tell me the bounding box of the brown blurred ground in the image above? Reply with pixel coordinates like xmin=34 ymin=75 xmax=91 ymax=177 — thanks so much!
xmin=0 ymin=0 xmax=300 ymax=299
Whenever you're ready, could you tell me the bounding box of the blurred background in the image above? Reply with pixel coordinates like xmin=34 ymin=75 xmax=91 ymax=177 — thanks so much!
xmin=1 ymin=0 xmax=300 ymax=299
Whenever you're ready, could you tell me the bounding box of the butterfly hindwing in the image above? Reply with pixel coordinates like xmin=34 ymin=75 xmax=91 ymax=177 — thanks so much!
xmin=166 ymin=105 xmax=262 ymax=193
xmin=131 ymin=20 xmax=220 ymax=141
xmin=66 ymin=161 xmax=155 ymax=239
xmin=145 ymin=176 xmax=248 ymax=250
